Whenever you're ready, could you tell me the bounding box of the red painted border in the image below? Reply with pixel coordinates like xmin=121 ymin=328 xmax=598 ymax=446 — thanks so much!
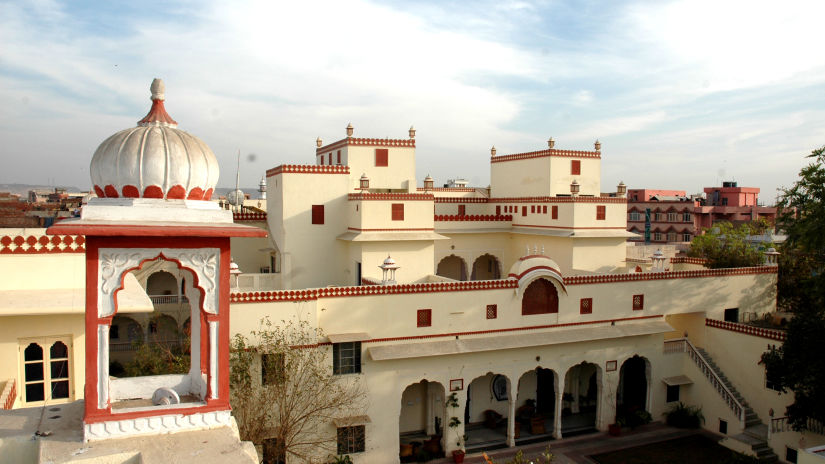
xmin=0 ymin=234 xmax=85 ymax=253
xmin=348 ymin=193 xmax=434 ymax=201
xmin=417 ymin=187 xmax=477 ymax=193
xmin=435 ymin=214 xmax=512 ymax=222
xmin=266 ymin=164 xmax=350 ymax=177
xmin=347 ymin=227 xmax=434 ymax=232
xmin=564 ymin=266 xmax=775 ymax=285
xmin=491 ymin=148 xmax=600 ymax=163
xmin=2 ymin=379 xmax=15 ymax=410
xmin=513 ymin=223 xmax=626 ymax=230
xmin=489 ymin=197 xmax=627 ymax=204
xmin=317 ymin=137 xmax=415 ymax=154
xmin=508 ymin=265 xmax=564 ymax=280
xmin=706 ymin=318 xmax=787 ymax=341
xmin=435 ymin=198 xmax=489 ymax=203
xmin=671 ymin=257 xmax=708 ymax=265
xmin=47 ymin=224 xmax=266 ymax=238
xmin=233 ymin=212 xmax=267 ymax=221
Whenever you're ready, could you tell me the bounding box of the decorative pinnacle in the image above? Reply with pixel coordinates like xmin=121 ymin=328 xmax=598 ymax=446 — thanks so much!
xmin=491 ymin=145 xmax=497 ymax=156
xmin=595 ymin=139 xmax=601 ymax=151
xmin=346 ymin=123 xmax=354 ymax=137
xmin=150 ymin=78 xmax=165 ymax=101
xmin=548 ymin=137 xmax=555 ymax=149
xmin=316 ymin=137 xmax=323 ymax=148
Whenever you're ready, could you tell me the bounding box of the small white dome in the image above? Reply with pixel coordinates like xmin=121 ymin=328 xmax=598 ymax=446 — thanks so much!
xmin=89 ymin=79 xmax=219 ymax=200
xmin=227 ymin=189 xmax=245 ymax=206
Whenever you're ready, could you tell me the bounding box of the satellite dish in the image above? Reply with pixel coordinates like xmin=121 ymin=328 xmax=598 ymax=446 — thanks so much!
xmin=152 ymin=387 xmax=180 ymax=406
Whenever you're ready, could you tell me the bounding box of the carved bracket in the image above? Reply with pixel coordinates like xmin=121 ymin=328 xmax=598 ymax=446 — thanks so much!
xmin=98 ymin=248 xmax=220 ymax=318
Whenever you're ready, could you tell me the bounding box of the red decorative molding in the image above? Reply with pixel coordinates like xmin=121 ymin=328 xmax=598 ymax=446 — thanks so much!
xmin=491 ymin=148 xmax=601 ymax=164
xmin=563 ymin=266 xmax=776 ymax=285
xmin=230 ymin=279 xmax=518 ymax=303
xmin=0 ymin=234 xmax=86 ymax=254
xmin=670 ymin=257 xmax=708 ymax=265
xmin=348 ymin=193 xmax=434 ymax=201
xmin=416 ymin=187 xmax=477 ymax=192
xmin=317 ymin=137 xmax=416 ymax=154
xmin=233 ymin=212 xmax=267 ymax=221
xmin=347 ymin=227 xmax=434 ymax=232
xmin=138 ymin=99 xmax=177 ymax=126
xmin=266 ymin=164 xmax=350 ymax=177
xmin=508 ymin=265 xmax=564 ymax=281
xmin=434 ymin=214 xmax=512 ymax=222
xmin=361 ymin=277 xmax=380 ymax=286
xmin=489 ymin=196 xmax=627 ymax=204
xmin=706 ymin=318 xmax=787 ymax=342
xmin=435 ymin=197 xmax=489 ymax=203
xmin=513 ymin=224 xmax=626 ymax=230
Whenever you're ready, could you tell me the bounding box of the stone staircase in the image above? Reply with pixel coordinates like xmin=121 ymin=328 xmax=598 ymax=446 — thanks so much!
xmin=695 ymin=347 xmax=778 ymax=463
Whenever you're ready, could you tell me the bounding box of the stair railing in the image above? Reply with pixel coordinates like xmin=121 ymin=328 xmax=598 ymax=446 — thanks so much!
xmin=770 ymin=416 xmax=825 ymax=439
xmin=665 ymin=337 xmax=746 ymax=429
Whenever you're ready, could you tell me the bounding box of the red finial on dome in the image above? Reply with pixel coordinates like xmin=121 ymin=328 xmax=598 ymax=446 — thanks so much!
xmin=138 ymin=78 xmax=178 ymax=127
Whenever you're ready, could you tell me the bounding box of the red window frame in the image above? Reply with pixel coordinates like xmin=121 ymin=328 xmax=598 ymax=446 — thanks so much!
xmin=311 ymin=205 xmax=324 ymax=224
xmin=531 ymin=205 xmax=535 ymax=213
xmin=486 ymin=304 xmax=497 ymax=319
xmin=522 ymin=206 xmax=527 ymax=217
xmin=542 ymin=205 xmax=547 ymax=214
xmin=375 ymin=149 xmax=388 ymax=167
xmin=633 ymin=294 xmax=644 ymax=311
xmin=596 ymin=205 xmax=606 ymax=220
xmin=496 ymin=205 xmax=501 ymax=215
xmin=458 ymin=205 xmax=466 ymax=216
xmin=571 ymin=160 xmax=581 ymax=175
xmin=392 ymin=203 xmax=404 ymax=221
xmin=337 ymin=150 xmax=341 ymax=164
xmin=319 ymin=156 xmax=324 ymax=165
xmin=580 ymin=298 xmax=593 ymax=314
xmin=328 ymin=153 xmax=332 ymax=165
xmin=552 ymin=205 xmax=558 ymax=219
xmin=417 ymin=309 xmax=432 ymax=327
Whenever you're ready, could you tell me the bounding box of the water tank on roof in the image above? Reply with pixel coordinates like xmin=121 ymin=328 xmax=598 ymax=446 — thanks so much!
xmin=722 ymin=181 xmax=737 ymax=188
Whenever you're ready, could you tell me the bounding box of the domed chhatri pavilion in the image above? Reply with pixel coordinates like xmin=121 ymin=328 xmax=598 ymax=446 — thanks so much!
xmin=47 ymin=79 xmax=266 ymax=442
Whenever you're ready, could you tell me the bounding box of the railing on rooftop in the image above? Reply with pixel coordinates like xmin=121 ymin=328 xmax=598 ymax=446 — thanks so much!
xmin=770 ymin=416 xmax=825 ymax=438
xmin=664 ymin=337 xmax=745 ymax=428
xmin=149 ymin=295 xmax=189 ymax=305
xmin=110 ymin=339 xmax=184 ymax=353
xmin=706 ymin=318 xmax=787 ymax=342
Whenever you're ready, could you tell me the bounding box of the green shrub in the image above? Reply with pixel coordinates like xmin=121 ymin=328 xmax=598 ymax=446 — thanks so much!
xmin=664 ymin=402 xmax=705 ymax=428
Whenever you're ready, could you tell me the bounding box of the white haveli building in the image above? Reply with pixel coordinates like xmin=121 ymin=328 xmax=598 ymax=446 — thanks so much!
xmin=1 ymin=79 xmax=824 ymax=463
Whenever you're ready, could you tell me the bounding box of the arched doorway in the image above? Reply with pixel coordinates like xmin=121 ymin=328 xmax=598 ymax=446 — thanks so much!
xmin=515 ymin=367 xmax=557 ymax=442
xmin=522 ymin=279 xmax=559 ymax=315
xmin=464 ymin=373 xmax=510 ymax=450
xmin=146 ymin=270 xmax=178 ymax=297
xmin=109 ymin=315 xmax=144 ymax=368
xmin=562 ymin=362 xmax=600 ymax=437
xmin=616 ymin=355 xmax=651 ymax=427
xmin=470 ymin=254 xmax=501 ymax=280
xmin=399 ymin=380 xmax=446 ymax=461
xmin=436 ymin=255 xmax=467 ymax=281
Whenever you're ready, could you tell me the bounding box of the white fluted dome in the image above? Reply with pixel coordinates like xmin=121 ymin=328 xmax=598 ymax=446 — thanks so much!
xmin=89 ymin=79 xmax=219 ymax=200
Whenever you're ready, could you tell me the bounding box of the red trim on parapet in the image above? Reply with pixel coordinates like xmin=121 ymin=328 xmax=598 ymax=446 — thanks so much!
xmin=266 ymin=164 xmax=350 ymax=177
xmin=231 ymin=279 xmax=518 ymax=303
xmin=317 ymin=137 xmax=415 ymax=154
xmin=671 ymin=257 xmax=708 ymax=265
xmin=416 ymin=187 xmax=477 ymax=193
xmin=233 ymin=212 xmax=267 ymax=221
xmin=705 ymin=318 xmax=787 ymax=341
xmin=348 ymin=193 xmax=434 ymax=201
xmin=46 ymin=223 xmax=267 ymax=238
xmin=435 ymin=198 xmax=489 ymax=204
xmin=491 ymin=148 xmax=600 ymax=163
xmin=489 ymin=196 xmax=627 ymax=204
xmin=347 ymin=227 xmax=434 ymax=232
xmin=0 ymin=234 xmax=86 ymax=254
xmin=2 ymin=379 xmax=16 ymax=410
xmin=435 ymin=214 xmax=512 ymax=221
xmin=564 ymin=266 xmax=776 ymax=285
xmin=513 ymin=224 xmax=626 ymax=230
xmin=508 ymin=265 xmax=564 ymax=281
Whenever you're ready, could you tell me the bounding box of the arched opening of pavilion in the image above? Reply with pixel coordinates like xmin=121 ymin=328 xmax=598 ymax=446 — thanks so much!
xmin=436 ymin=255 xmax=467 ymax=281
xmin=470 ymin=254 xmax=501 ymax=280
xmin=464 ymin=373 xmax=510 ymax=451
xmin=515 ymin=367 xmax=558 ymax=442
xmin=522 ymin=278 xmax=559 ymax=315
xmin=616 ymin=355 xmax=651 ymax=426
xmin=399 ymin=380 xmax=446 ymax=461
xmin=562 ymin=362 xmax=600 ymax=436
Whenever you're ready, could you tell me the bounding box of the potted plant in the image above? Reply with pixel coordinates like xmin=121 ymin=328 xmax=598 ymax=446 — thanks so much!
xmin=446 ymin=393 xmax=466 ymax=463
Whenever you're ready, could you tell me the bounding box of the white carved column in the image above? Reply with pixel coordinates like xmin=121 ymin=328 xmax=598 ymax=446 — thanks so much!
xmin=553 ymin=386 xmax=563 ymax=439
xmin=209 ymin=320 xmax=219 ymax=399
xmin=97 ymin=324 xmax=109 ymax=409
xmin=507 ymin=394 xmax=516 ymax=447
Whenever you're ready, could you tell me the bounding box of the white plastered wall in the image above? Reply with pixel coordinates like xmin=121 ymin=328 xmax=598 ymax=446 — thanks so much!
xmin=346 ymin=145 xmax=416 ymax=192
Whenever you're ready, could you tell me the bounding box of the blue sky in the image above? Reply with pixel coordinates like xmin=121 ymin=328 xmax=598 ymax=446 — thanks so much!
xmin=1 ymin=0 xmax=824 ymax=203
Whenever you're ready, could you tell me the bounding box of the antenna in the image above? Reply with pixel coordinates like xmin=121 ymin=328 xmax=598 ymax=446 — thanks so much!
xmin=235 ymin=150 xmax=241 ymax=192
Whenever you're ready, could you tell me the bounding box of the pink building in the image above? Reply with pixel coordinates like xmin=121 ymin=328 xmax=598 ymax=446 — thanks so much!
xmin=627 ymin=182 xmax=777 ymax=244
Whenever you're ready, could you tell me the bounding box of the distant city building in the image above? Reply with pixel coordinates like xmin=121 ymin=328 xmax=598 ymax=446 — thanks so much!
xmin=627 ymin=182 xmax=778 ymax=245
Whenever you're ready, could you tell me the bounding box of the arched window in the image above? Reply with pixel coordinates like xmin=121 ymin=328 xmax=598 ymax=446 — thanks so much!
xmin=22 ymin=339 xmax=71 ymax=403
xmin=522 ymin=279 xmax=559 ymax=315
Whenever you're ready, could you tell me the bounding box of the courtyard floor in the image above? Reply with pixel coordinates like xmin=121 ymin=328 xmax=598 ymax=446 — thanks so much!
xmin=431 ymin=422 xmax=732 ymax=464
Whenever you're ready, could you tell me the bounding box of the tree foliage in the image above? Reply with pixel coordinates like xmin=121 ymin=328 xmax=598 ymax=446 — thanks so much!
xmin=687 ymin=220 xmax=768 ymax=268
xmin=230 ymin=318 xmax=367 ymax=463
xmin=760 ymin=145 xmax=825 ymax=430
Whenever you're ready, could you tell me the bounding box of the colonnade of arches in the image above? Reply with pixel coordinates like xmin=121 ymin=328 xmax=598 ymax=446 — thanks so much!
xmin=397 ymin=355 xmax=651 ymax=458
xmin=435 ymin=254 xmax=502 ymax=281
